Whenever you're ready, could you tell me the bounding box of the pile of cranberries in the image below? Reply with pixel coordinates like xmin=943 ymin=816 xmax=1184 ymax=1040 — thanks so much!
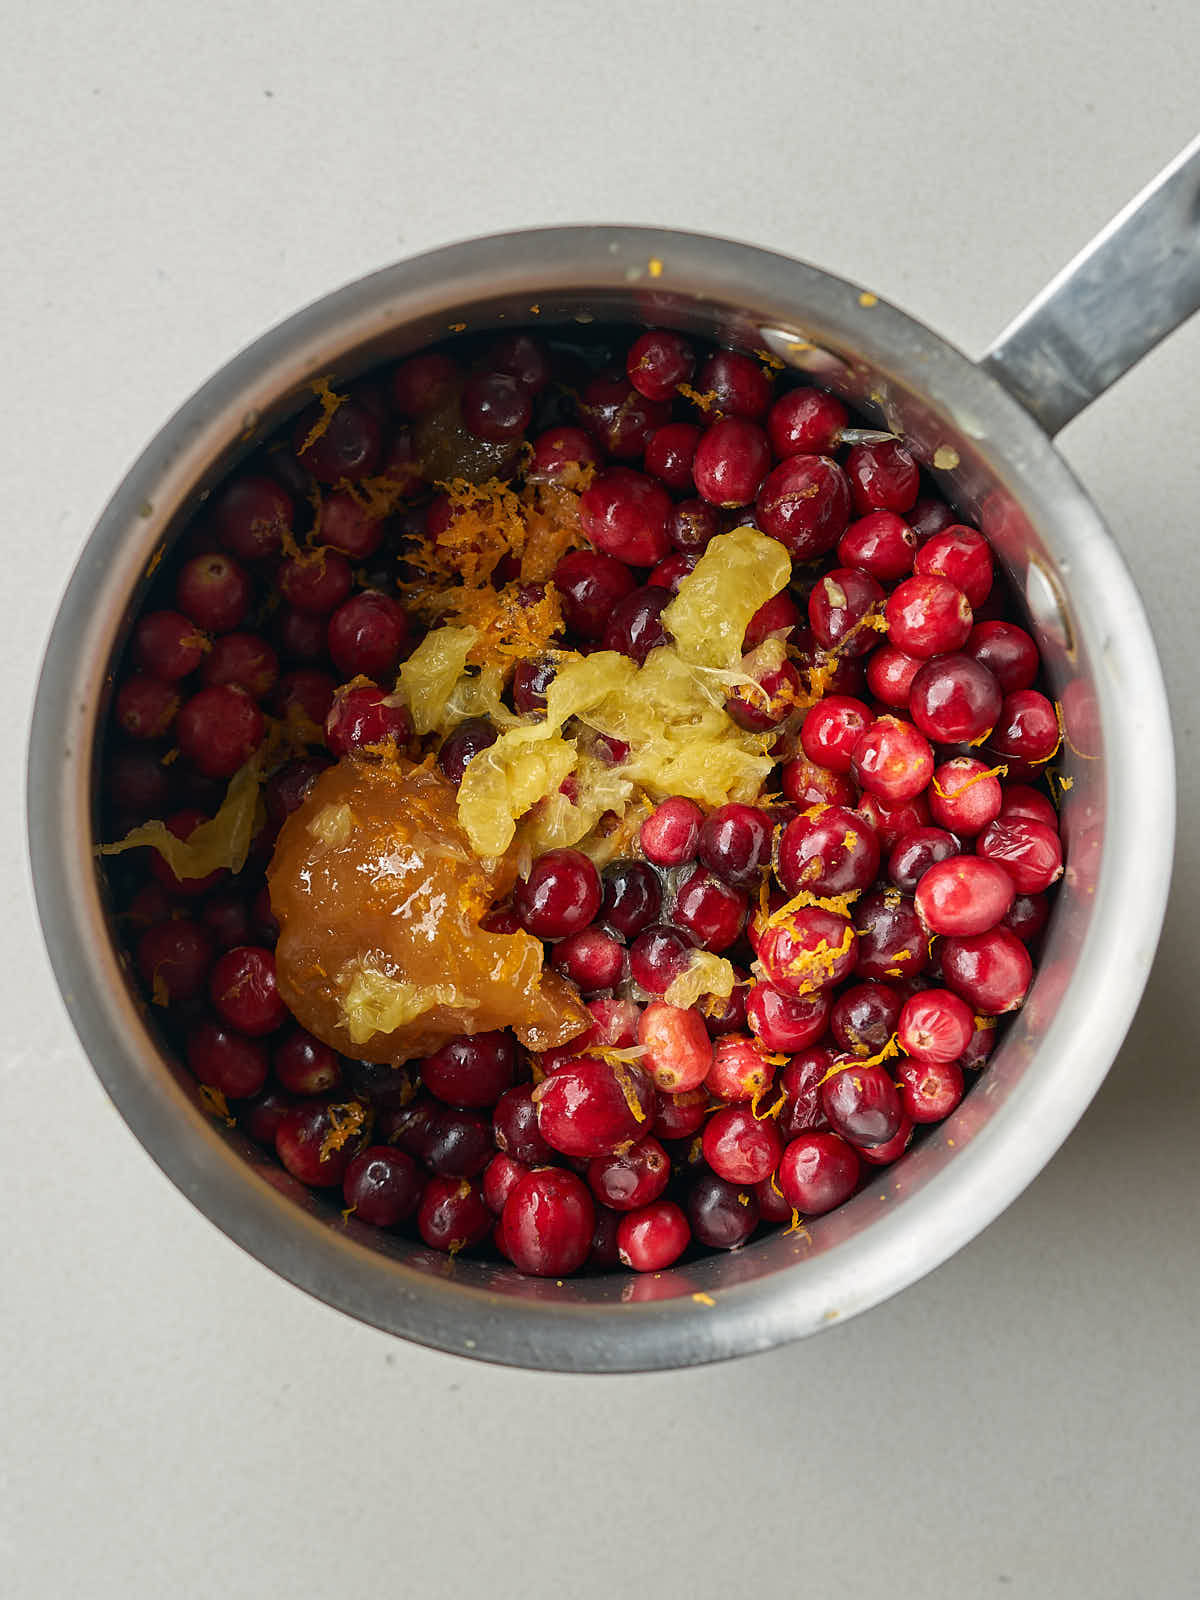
xmin=102 ymin=321 xmax=1064 ymax=1280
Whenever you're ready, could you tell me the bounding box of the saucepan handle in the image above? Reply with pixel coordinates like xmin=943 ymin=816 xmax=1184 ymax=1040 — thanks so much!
xmin=981 ymin=132 xmax=1200 ymax=437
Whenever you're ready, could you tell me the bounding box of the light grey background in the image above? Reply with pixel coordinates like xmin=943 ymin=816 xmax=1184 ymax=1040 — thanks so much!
xmin=3 ymin=3 xmax=1198 ymax=1595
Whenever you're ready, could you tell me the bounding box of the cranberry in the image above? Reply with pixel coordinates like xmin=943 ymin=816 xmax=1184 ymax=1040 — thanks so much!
xmin=629 ymin=923 xmax=694 ymax=995
xmin=756 ymin=904 xmax=857 ymax=997
xmin=887 ymin=826 xmax=960 ymax=893
xmin=966 ymin=621 xmax=1040 ymax=695
xmin=908 ymin=654 xmax=1002 ymax=746
xmin=696 ymin=350 xmax=772 ymax=420
xmin=133 ymin=610 xmax=210 ymax=681
xmin=187 ymin=1020 xmax=270 ymax=1098
xmin=701 ymin=1105 xmax=781 ymax=1185
xmin=845 ymin=439 xmax=919 ymax=514
xmin=672 ymin=867 xmax=747 ymax=951
xmin=279 ymin=549 xmax=354 ymax=615
xmin=688 ymin=1172 xmax=761 ymax=1248
xmin=482 ymin=1152 xmax=528 ymax=1214
xmin=317 ymin=489 xmax=385 ymax=561
xmin=391 ymin=351 xmax=459 ymax=417
xmin=114 ymin=674 xmax=178 ymax=741
xmin=327 ymin=591 xmax=410 ymax=680
xmin=989 ymin=690 xmax=1060 ymax=765
xmin=726 ymin=657 xmax=802 ymax=732
xmin=744 ymin=983 xmax=829 ymax=1054
xmin=898 ymin=1057 xmax=964 ymax=1123
xmin=324 ymin=683 xmax=411 ymax=757
xmin=654 ymin=1087 xmax=709 ymax=1140
xmin=822 ymin=1062 xmax=903 ymax=1147
xmin=705 ymin=1033 xmax=774 ymax=1102
xmin=198 ymin=888 xmax=254 ymax=951
xmin=939 ymin=927 xmax=1033 ymax=1014
xmin=617 ymin=1200 xmax=690 ymax=1270
xmin=508 ymin=656 xmax=555 ymax=715
xmin=767 ymin=387 xmax=848 ymax=456
xmin=211 ymin=474 xmax=292 ymax=561
xmin=197 ymin=632 xmax=278 ymax=701
xmin=704 ymin=977 xmax=750 ymax=1037
xmin=417 ymin=1031 xmax=515 ymax=1109
xmin=831 ymin=981 xmax=902 ymax=1057
xmin=692 ymin=418 xmax=772 ymax=507
xmin=743 ymin=589 xmax=802 ymax=650
xmin=668 ymin=498 xmax=721 ymax=554
xmin=582 ymin=468 xmax=673 ymax=566
xmin=492 ymin=1085 xmax=554 ymax=1165
xmin=275 ymin=1098 xmax=365 ymax=1187
xmin=514 ymin=849 xmax=602 ymax=939
xmin=602 ymin=584 xmax=672 ymax=662
xmin=755 ymin=455 xmax=852 ymax=559
xmin=928 ymin=756 xmax=1004 ymax=835
xmin=146 ymin=808 xmax=226 ymax=897
xmin=1003 ymin=891 xmax=1050 ymax=943
xmin=580 ymin=375 xmax=672 ymax=459
xmin=777 ymin=804 xmax=881 ymax=897
xmin=908 ymin=494 xmax=958 ymax=542
xmin=754 ymin=1172 xmax=793 ymax=1224
xmin=339 ymin=1146 xmax=422 ymax=1226
xmin=778 ymin=1048 xmax=835 ymax=1139
xmin=960 ymin=1021 xmax=996 ymax=1072
xmin=697 ymin=804 xmax=772 ymax=888
xmin=914 ymin=526 xmax=994 ymax=608
xmin=177 ymin=684 xmax=264 ymax=778
xmin=534 ymin=1056 xmax=651 ymax=1158
xmin=780 ymin=756 xmax=858 ymax=809
xmin=553 ymin=549 xmax=637 ymax=639
xmin=977 ymin=818 xmax=1063 ymax=894
xmin=885 ymin=576 xmax=973 ymax=657
xmin=626 ymin=329 xmax=695 ymax=400
xmin=897 ymin=987 xmax=974 ymax=1064
xmin=588 ymin=1136 xmax=671 ymax=1211
xmin=837 ymin=511 xmax=917 ymax=582
xmin=208 ymin=945 xmax=287 ymax=1036
xmin=999 ymin=784 xmax=1059 ymax=829
xmin=851 ymin=717 xmax=934 ymax=803
xmin=501 ymin=1169 xmax=595 ymax=1276
xmin=106 ymin=744 xmax=172 ymax=816
xmin=460 ymin=371 xmax=533 ymax=442
xmin=420 ymin=1106 xmax=492 ymax=1178
xmin=529 ymin=425 xmax=600 ymax=481
xmin=553 ymin=926 xmax=625 ymax=992
xmin=136 ymin=918 xmax=213 ymax=1003
xmin=637 ymin=1001 xmax=712 ymax=1093
xmin=276 ymin=607 xmax=330 ymax=662
xmin=437 ymin=717 xmax=498 ymax=784
xmin=294 ymin=399 xmax=381 ymax=482
xmin=778 ymin=1132 xmax=860 ymax=1215
xmin=800 ymin=696 xmax=874 ymax=774
xmin=640 ymin=797 xmax=703 ymax=866
xmin=644 ymin=421 xmax=701 ymax=492
xmin=853 ymin=889 xmax=929 ymax=982
xmin=487 ymin=332 xmax=552 ymax=394
xmin=417 ymin=1177 xmax=492 ymax=1252
xmin=856 ymin=1117 xmax=914 ymax=1165
xmin=264 ymin=757 xmax=329 ymax=829
xmin=175 ymin=552 xmax=252 ymax=634
xmin=596 ymin=861 xmax=658 ymax=940
xmin=915 ymin=855 xmax=1015 ymax=936
xmin=866 ymin=644 xmax=923 ymax=710
xmin=274 ymin=1027 xmax=342 ymax=1095
xmin=241 ymin=1087 xmax=300 ymax=1145
xmin=809 ymin=567 xmax=886 ymax=657
xmin=857 ymin=791 xmax=932 ymax=851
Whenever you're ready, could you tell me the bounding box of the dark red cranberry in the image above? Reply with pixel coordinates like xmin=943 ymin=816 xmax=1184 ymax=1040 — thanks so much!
xmin=198 ymin=632 xmax=278 ymax=701
xmin=534 ymin=1056 xmax=651 ymax=1158
xmin=460 ymin=371 xmax=533 ymax=442
xmin=856 ymin=1117 xmax=914 ymax=1165
xmin=845 ymin=439 xmax=919 ymax=514
xmin=514 ymin=849 xmax=602 ymax=939
xmin=124 ymin=882 xmax=173 ymax=933
xmin=809 ymin=567 xmax=886 ymax=657
xmin=886 ymin=576 xmax=973 ymax=658
xmin=915 ymin=855 xmax=1015 ymax=936
xmin=487 ymin=332 xmax=551 ymax=394
xmin=421 ymin=1031 xmax=516 ymax=1108
xmin=693 ymin=417 xmax=772 ymax=507
xmin=908 ymin=494 xmax=958 ymax=542
xmin=501 ymin=1169 xmax=594 ymax=1276
xmin=580 ymin=374 xmax=674 ymax=460
xmin=866 ymin=643 xmax=923 ymax=710
xmin=175 ymin=552 xmax=252 ymax=634
xmin=250 ymin=884 xmax=278 ymax=944
xmin=998 ymin=784 xmax=1059 ymax=828
xmin=510 ymin=655 xmax=556 ymax=714
xmin=1003 ymin=891 xmax=1050 ymax=944
xmin=939 ymin=928 xmax=1033 ymax=1014
xmin=960 ymin=1020 xmax=996 ymax=1071
xmin=601 ymin=860 xmax=662 ymax=939
xmin=778 ymin=1131 xmax=860 ymax=1214
xmin=417 ymin=1176 xmax=492 ymax=1252
xmin=909 ymin=654 xmax=1002 ymax=745
xmin=528 ymin=425 xmax=600 ymax=481
xmin=208 ymin=945 xmax=286 ymax=1036
xmin=780 ymin=756 xmax=858 ymax=809
xmin=422 ymin=1106 xmax=493 ymax=1177
xmin=136 ymin=918 xmax=213 ymax=1003
xmin=726 ymin=657 xmax=802 ymax=732
xmin=837 ymin=511 xmax=917 ymax=582
xmin=898 ymin=987 xmax=974 ymax=1065
xmin=703 ymin=977 xmax=749 ymax=1037
xmin=928 ymin=757 xmax=1004 ymax=836
xmin=696 ymin=350 xmax=773 ymax=420
xmin=602 ymin=585 xmax=672 ymax=662
xmin=106 ymin=744 xmax=172 ymax=815
xmin=672 ymin=867 xmax=747 ymax=952
xmin=767 ymin=387 xmax=847 ymax=456
xmin=176 ymin=684 xmax=264 ymax=778
xmin=988 ymin=690 xmax=1059 ymax=765
xmin=831 ymin=981 xmax=901 ymax=1057
xmin=241 ymin=1087 xmax=300 ymax=1145
xmin=914 ymin=526 xmax=994 ymax=608
xmin=324 ymin=683 xmax=412 ymax=757
xmin=133 ymin=610 xmax=209 ymax=681
xmin=626 ymin=329 xmax=695 ymax=401
xmin=777 ymin=804 xmax=881 ymax=897
xmin=640 ymin=797 xmax=703 ymax=866
xmin=187 ymin=1020 xmax=269 ymax=1099
xmin=743 ymin=589 xmax=801 ymax=650
xmin=552 ymin=927 xmax=625 ymax=993
xmin=856 ymin=791 xmax=932 ymax=851
xmin=966 ymin=621 xmax=1040 ymax=695
xmin=276 ymin=607 xmax=329 ymax=663
xmin=342 ymin=1146 xmax=423 ymax=1226
xmin=279 ymin=549 xmax=353 ymax=615
xmin=617 ymin=1199 xmax=690 ymax=1270
xmin=898 ymin=1057 xmax=964 ymax=1124
xmin=668 ymin=498 xmax=721 ymax=554
xmin=264 ymin=757 xmax=330 ymax=828
xmin=436 ymin=717 xmax=498 ymax=785
xmin=977 ymin=818 xmax=1063 ymax=894
xmin=274 ymin=1027 xmax=342 ymax=1095
xmin=821 ymin=1061 xmax=903 ymax=1147
xmin=852 ymin=716 xmax=934 ymax=803
xmin=644 ymin=421 xmax=700 ymax=492
xmin=755 ymin=455 xmax=852 ymax=559
xmin=754 ymin=1171 xmax=793 ymax=1223
xmin=580 ymin=467 xmax=672 ymax=566
xmin=115 ymin=674 xmax=179 ymax=740
xmin=647 ymin=552 xmax=700 ymax=592
xmin=687 ymin=1172 xmax=760 ymax=1248
xmin=327 ymin=591 xmax=410 ymax=680
xmin=588 ymin=1136 xmax=671 ymax=1211
xmin=198 ymin=888 xmax=253 ymax=951
xmin=702 ymin=1105 xmax=782 ymax=1185
xmin=629 ymin=924 xmax=694 ymax=995
xmin=391 ymin=351 xmax=459 ymax=417
xmin=654 ymin=1088 xmax=709 ymax=1140
xmin=888 ymin=826 xmax=961 ymax=893
xmin=294 ymin=399 xmax=381 ymax=482
xmin=853 ymin=889 xmax=929 ymax=982
xmin=745 ymin=983 xmax=829 ymax=1053
xmin=637 ymin=1001 xmax=712 ymax=1093
xmin=493 ymin=1084 xmax=555 ymax=1165
xmin=698 ymin=804 xmax=772 ymax=888
xmin=553 ymin=549 xmax=637 ymax=639
xmin=211 ymin=474 xmax=292 ymax=561
xmin=316 ymin=488 xmax=385 ymax=560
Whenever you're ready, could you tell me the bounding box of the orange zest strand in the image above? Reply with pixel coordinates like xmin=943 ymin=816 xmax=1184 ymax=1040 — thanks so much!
xmin=931 ymin=761 xmax=1008 ymax=801
xmin=300 ymin=377 xmax=348 ymax=453
xmin=198 ymin=1085 xmax=235 ymax=1126
xmin=319 ymin=1101 xmax=368 ymax=1161
xmin=816 ymin=1032 xmax=901 ymax=1088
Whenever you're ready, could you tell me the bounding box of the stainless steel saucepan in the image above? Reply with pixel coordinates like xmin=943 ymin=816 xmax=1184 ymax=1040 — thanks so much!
xmin=28 ymin=136 xmax=1198 ymax=1371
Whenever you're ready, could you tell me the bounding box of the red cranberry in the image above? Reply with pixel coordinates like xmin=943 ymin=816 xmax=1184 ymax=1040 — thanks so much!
xmin=482 ymin=1152 xmax=528 ymax=1215
xmin=781 ymin=756 xmax=857 ymax=809
xmin=898 ymin=1057 xmax=964 ymax=1123
xmin=897 ymin=987 xmax=974 ymax=1065
xmin=777 ymin=804 xmax=881 ymax=897
xmin=977 ymin=818 xmax=1063 ymax=894
xmin=928 ymin=756 xmax=1004 ymax=836
xmin=176 ymin=684 xmax=264 ymax=778
xmin=939 ymin=928 xmax=1033 ymax=1014
xmin=198 ymin=889 xmax=254 ymax=951
xmin=176 ymin=552 xmax=252 ymax=634
xmin=1003 ymin=892 xmax=1051 ymax=943
xmin=914 ymin=526 xmax=994 ymax=607
xmin=915 ymin=855 xmax=1015 ymax=936
xmin=640 ymin=797 xmax=703 ymax=866
xmin=617 ymin=1200 xmax=690 ymax=1270
xmin=187 ymin=1020 xmax=269 ymax=1099
xmin=509 ymin=655 xmax=557 ymax=714
xmin=327 ymin=591 xmax=410 ymax=680
xmin=778 ymin=1132 xmax=860 ymax=1214
xmin=136 ymin=918 xmax=213 ymax=1003
xmin=705 ymin=1033 xmax=775 ymax=1102
xmin=553 ymin=549 xmax=637 ymax=638
xmin=698 ymin=804 xmax=773 ymax=888
xmin=626 ymin=330 xmax=695 ymax=400
xmin=909 ymin=653 xmax=1002 ymax=745
xmin=580 ymin=468 xmax=672 ymax=566
xmin=704 ymin=977 xmax=749 ymax=1036
xmin=801 ymin=695 xmax=874 ymax=774
xmin=644 ymin=421 xmax=700 ymax=492
xmin=264 ymin=757 xmax=329 ymax=829
xmin=989 ymin=690 xmax=1059 ymax=765
xmin=702 ymin=1105 xmax=782 ymax=1185
xmin=421 ymin=1031 xmax=516 ymax=1108
xmin=629 ymin=923 xmax=694 ymax=995
xmin=888 ymin=826 xmax=960 ymax=892
xmin=637 ymin=1002 xmax=712 ymax=1093
xmin=857 ymin=791 xmax=931 ymax=851
xmin=514 ymin=849 xmax=602 ymax=939
xmin=279 ymin=549 xmax=353 ymax=615
xmin=553 ymin=927 xmax=625 ymax=993
xmin=114 ymin=674 xmax=178 ymax=741
xmin=696 ymin=350 xmax=773 ymax=420
xmin=767 ymin=387 xmax=847 ymax=455
xmin=672 ymin=867 xmax=747 ymax=952
xmin=755 ymin=455 xmax=852 ymax=559
xmin=529 ymin=425 xmax=600 ymax=481
xmin=845 ymin=439 xmax=919 ymax=514
xmin=274 ymin=1027 xmax=342 ymax=1095
xmin=966 ymin=621 xmax=1040 ymax=695
xmin=198 ymin=632 xmax=279 ymax=701
xmin=417 ymin=1176 xmax=492 ymax=1252
xmin=654 ymin=1088 xmax=709 ymax=1141
xmin=208 ymin=945 xmax=286 ymax=1036
xmin=668 ymin=498 xmax=721 ymax=554
xmin=421 ymin=1106 xmax=493 ymax=1177
xmin=602 ymin=584 xmax=672 ymax=662
xmin=487 ymin=333 xmax=551 ymax=394
xmin=588 ymin=1136 xmax=671 ymax=1211
xmin=648 ymin=553 xmax=701 ymax=595
xmin=342 ymin=1146 xmax=423 ymax=1226
xmin=851 ymin=716 xmax=934 ymax=803
xmin=294 ymin=399 xmax=381 ymax=482
xmin=726 ymin=656 xmax=802 ymax=732
xmin=534 ymin=1056 xmax=651 ymax=1158
xmin=908 ymin=494 xmax=958 ymax=541
xmin=391 ymin=351 xmax=459 ymax=417
xmin=687 ymin=1173 xmax=760 ymax=1248
xmin=745 ymin=983 xmax=829 ymax=1053
xmin=837 ymin=511 xmax=917 ymax=582
xmin=999 ymin=784 xmax=1059 ymax=828
xmin=853 ymin=889 xmax=929 ymax=982
xmin=809 ymin=567 xmax=886 ymax=657
xmin=211 ymin=474 xmax=292 ymax=561
xmin=324 ymin=683 xmax=411 ymax=757
xmin=777 ymin=1048 xmax=834 ymax=1139
xmin=821 ymin=1062 xmax=903 ymax=1147
xmin=460 ymin=371 xmax=533 ymax=442
xmin=693 ymin=418 xmax=771 ymax=507
xmin=580 ymin=375 xmax=672 ymax=459
xmin=866 ymin=644 xmax=923 ymax=710
xmin=885 ymin=576 xmax=973 ymax=658
xmin=601 ymin=860 xmax=662 ymax=939
xmin=133 ymin=610 xmax=210 ymax=681
xmin=856 ymin=1117 xmax=914 ymax=1165
xmin=754 ymin=1172 xmax=793 ymax=1223
xmin=276 ymin=608 xmax=330 ymax=663
xmin=756 ymin=904 xmax=857 ymax=997
xmin=276 ymin=1098 xmax=365 ymax=1186
xmin=437 ymin=717 xmax=498 ymax=785
xmin=743 ymin=589 xmax=801 ymax=650
xmin=493 ymin=1084 xmax=554 ymax=1165
xmin=317 ymin=489 xmax=385 ymax=560
xmin=831 ymin=981 xmax=902 ymax=1057
xmin=501 ymin=1169 xmax=594 ymax=1276
xmin=241 ymin=1087 xmax=300 ymax=1145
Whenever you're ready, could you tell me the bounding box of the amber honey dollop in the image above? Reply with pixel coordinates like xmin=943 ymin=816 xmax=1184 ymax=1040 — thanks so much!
xmin=267 ymin=757 xmax=590 ymax=1063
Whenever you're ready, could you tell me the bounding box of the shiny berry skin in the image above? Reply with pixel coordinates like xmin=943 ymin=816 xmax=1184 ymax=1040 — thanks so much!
xmin=599 ymin=860 xmax=660 ymax=939
xmin=915 ymin=855 xmax=1015 ymax=936
xmin=898 ymin=988 xmax=974 ymax=1064
xmin=845 ymin=439 xmax=919 ymax=514
xmin=493 ymin=1085 xmax=555 ymax=1166
xmin=273 ymin=1027 xmax=342 ymax=1095
xmin=294 ymin=398 xmax=381 ymax=482
xmin=502 ymin=1169 xmax=595 ymax=1276
xmin=317 ymin=488 xmax=385 ymax=560
xmin=756 ymin=905 xmax=858 ymax=997
xmin=831 ymin=981 xmax=901 ymax=1057
xmin=908 ymin=494 xmax=958 ymax=542
xmin=672 ymin=867 xmax=747 ymax=952
xmin=482 ymin=1152 xmax=528 ymax=1215
xmin=698 ymin=803 xmax=773 ymax=888
xmin=778 ymin=1049 xmax=834 ymax=1139
xmin=914 ymin=526 xmax=994 ymax=608
xmin=626 ymin=329 xmax=695 ymax=401
xmin=136 ymin=919 xmax=213 ymax=1003
xmin=809 ymin=567 xmax=885 ymax=657
xmin=417 ymin=1177 xmax=492 ymax=1253
xmin=637 ymin=1001 xmax=712 ymax=1093
xmin=177 ymin=684 xmax=264 ymax=778
xmin=588 ymin=1136 xmax=671 ymax=1211
xmin=324 ymin=683 xmax=412 ymax=757
xmin=668 ymin=498 xmax=721 ymax=554
xmin=327 ymin=591 xmax=410 ymax=680
xmin=487 ymin=332 xmax=552 ymax=393
xmin=199 ymin=632 xmax=279 ymax=700
xmin=853 ymin=889 xmax=929 ymax=982
xmin=939 ymin=927 xmax=1033 ymax=1014
xmin=279 ymin=549 xmax=354 ymax=615
xmin=461 ymin=371 xmax=533 ymax=442
xmin=999 ymin=784 xmax=1059 ymax=829
xmin=852 ymin=717 xmax=934 ymax=803
xmin=579 ymin=375 xmax=672 ymax=459
xmin=778 ymin=1132 xmax=860 ymax=1215
xmin=133 ymin=610 xmax=209 ymax=680
xmin=629 ymin=923 xmax=694 ymax=995
xmin=697 ymin=349 xmax=773 ymax=419
xmin=535 ymin=1057 xmax=652 ymax=1159
xmin=391 ymin=351 xmax=459 ymax=417
xmin=780 ymin=756 xmax=858 ymax=809
xmin=885 ymin=576 xmax=973 ymax=658
xmin=800 ymin=695 xmax=874 ymax=774
xmin=528 ymin=425 xmax=600 ymax=481
xmin=617 ymin=1200 xmax=690 ymax=1271
xmin=702 ymin=1105 xmax=782 ymax=1185
xmin=693 ymin=418 xmax=772 ymax=507
xmin=888 ymin=826 xmax=961 ymax=892
xmin=754 ymin=1173 xmax=793 ymax=1224
xmin=275 ymin=1100 xmax=364 ymax=1187
xmin=208 ymin=945 xmax=287 ymax=1036
xmin=777 ymin=804 xmax=880 ymax=897
xmin=703 ymin=978 xmax=749 ymax=1037
xmin=514 ymin=849 xmax=602 ymax=939
xmin=856 ymin=1118 xmax=914 ymax=1166
xmin=966 ymin=621 xmax=1040 ymax=695
xmin=187 ymin=1020 xmax=270 ymax=1099
xmin=928 ymin=757 xmax=1004 ymax=836
xmin=640 ymin=797 xmax=703 ymax=866
xmin=654 ymin=1087 xmax=709 ymax=1140
xmin=822 ymin=1062 xmax=903 ymax=1147
xmin=644 ymin=422 xmax=700 ymax=492
xmin=421 ymin=1107 xmax=493 ymax=1177
xmin=767 ymin=387 xmax=847 ymax=456
xmin=989 ymin=690 xmax=1059 ymax=765
xmin=211 ymin=473 xmax=292 ymax=560
xmin=837 ymin=511 xmax=917 ymax=582
xmin=115 ymin=674 xmax=178 ymax=740
xmin=725 ymin=657 xmax=802 ymax=731
xmin=1003 ymin=892 xmax=1051 ymax=944
xmin=755 ymin=455 xmax=852 ymax=560
xmin=960 ymin=1021 xmax=996 ymax=1071
xmin=744 ymin=593 xmax=801 ymax=656
xmin=857 ymin=791 xmax=931 ymax=851
xmin=241 ymin=1087 xmax=300 ymax=1146
xmin=175 ymin=552 xmax=252 ymax=634
xmin=899 ymin=1057 xmax=964 ymax=1124
xmin=580 ymin=468 xmax=672 ymax=566
xmin=437 ymin=717 xmax=498 ymax=784
xmin=602 ymin=584 xmax=672 ymax=662
xmin=909 ymin=654 xmax=1002 ymax=745
xmin=421 ymin=1030 xmax=516 ymax=1108
xmin=552 ymin=926 xmax=625 ymax=992
xmin=705 ymin=1033 xmax=774 ymax=1102
xmin=687 ymin=1173 xmax=760 ymax=1249
xmin=745 ymin=983 xmax=830 ymax=1053
xmin=866 ymin=644 xmax=923 ymax=710
xmin=343 ymin=1146 xmax=423 ymax=1226
xmin=977 ymin=818 xmax=1063 ymax=894
xmin=553 ymin=549 xmax=636 ymax=639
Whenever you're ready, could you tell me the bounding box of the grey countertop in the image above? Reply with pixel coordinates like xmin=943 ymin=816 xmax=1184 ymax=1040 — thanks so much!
xmin=3 ymin=3 xmax=1198 ymax=1594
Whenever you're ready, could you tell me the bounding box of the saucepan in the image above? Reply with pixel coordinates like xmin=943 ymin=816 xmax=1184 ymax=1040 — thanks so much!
xmin=28 ymin=136 xmax=1197 ymax=1370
